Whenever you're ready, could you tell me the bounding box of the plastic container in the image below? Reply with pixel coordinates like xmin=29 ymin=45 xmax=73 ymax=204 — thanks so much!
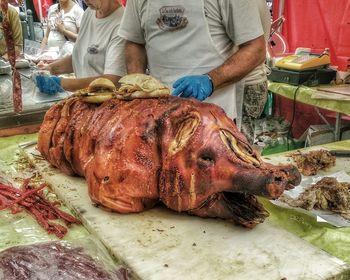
xmin=263 ymin=91 xmax=274 ymax=117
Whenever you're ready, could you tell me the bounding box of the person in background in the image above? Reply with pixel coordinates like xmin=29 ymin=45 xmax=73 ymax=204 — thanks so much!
xmin=34 ymin=0 xmax=126 ymax=94
xmin=0 ymin=0 xmax=22 ymax=59
xmin=41 ymin=0 xmax=83 ymax=50
xmin=74 ymin=0 xmax=87 ymax=10
xmin=241 ymin=0 xmax=271 ymax=144
xmin=8 ymin=0 xmax=20 ymax=13
xmin=118 ymin=0 xmax=266 ymax=121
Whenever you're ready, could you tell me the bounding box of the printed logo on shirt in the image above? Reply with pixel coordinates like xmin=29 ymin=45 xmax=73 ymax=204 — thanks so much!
xmin=156 ymin=6 xmax=188 ymax=31
xmin=87 ymin=44 xmax=99 ymax=54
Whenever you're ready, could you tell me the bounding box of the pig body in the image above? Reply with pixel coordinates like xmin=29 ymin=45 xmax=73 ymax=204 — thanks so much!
xmin=38 ymin=96 xmax=300 ymax=228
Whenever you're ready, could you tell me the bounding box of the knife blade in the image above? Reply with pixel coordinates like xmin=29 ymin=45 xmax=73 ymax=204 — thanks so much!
xmin=329 ymin=150 xmax=350 ymax=157
xmin=18 ymin=140 xmax=38 ymax=149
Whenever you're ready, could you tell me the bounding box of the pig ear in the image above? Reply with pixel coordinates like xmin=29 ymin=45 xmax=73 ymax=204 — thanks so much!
xmin=220 ymin=129 xmax=261 ymax=167
xmin=169 ymin=113 xmax=200 ymax=154
xmin=160 ymin=107 xmax=200 ymax=155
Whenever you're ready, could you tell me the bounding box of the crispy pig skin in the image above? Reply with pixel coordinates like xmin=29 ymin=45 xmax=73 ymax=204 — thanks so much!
xmin=38 ymin=96 xmax=301 ymax=228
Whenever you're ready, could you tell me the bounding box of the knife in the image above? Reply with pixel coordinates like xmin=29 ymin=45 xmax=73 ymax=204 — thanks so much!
xmin=329 ymin=150 xmax=350 ymax=157
xmin=18 ymin=140 xmax=38 ymax=149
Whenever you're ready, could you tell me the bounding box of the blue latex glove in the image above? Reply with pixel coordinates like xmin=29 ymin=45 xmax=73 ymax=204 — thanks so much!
xmin=172 ymin=75 xmax=213 ymax=101
xmin=33 ymin=72 xmax=63 ymax=95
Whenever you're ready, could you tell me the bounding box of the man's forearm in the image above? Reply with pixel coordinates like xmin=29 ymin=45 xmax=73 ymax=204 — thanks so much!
xmin=61 ymin=74 xmax=121 ymax=92
xmin=48 ymin=55 xmax=74 ymax=75
xmin=125 ymin=40 xmax=147 ymax=74
xmin=208 ymin=36 xmax=266 ymax=89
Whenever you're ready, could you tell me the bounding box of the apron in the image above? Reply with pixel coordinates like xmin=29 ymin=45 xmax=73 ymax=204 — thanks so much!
xmin=145 ymin=0 xmax=241 ymax=120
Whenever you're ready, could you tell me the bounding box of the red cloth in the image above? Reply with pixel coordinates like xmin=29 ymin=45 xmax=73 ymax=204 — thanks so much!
xmin=271 ymin=0 xmax=350 ymax=139
xmin=272 ymin=0 xmax=350 ymax=71
xmin=121 ymin=0 xmax=127 ymax=6
xmin=33 ymin=0 xmax=53 ymax=20
xmin=273 ymin=96 xmax=325 ymax=139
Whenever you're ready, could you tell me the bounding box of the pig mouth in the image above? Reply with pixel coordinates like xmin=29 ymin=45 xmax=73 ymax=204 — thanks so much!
xmin=189 ymin=192 xmax=269 ymax=229
xmin=221 ymin=192 xmax=269 ymax=227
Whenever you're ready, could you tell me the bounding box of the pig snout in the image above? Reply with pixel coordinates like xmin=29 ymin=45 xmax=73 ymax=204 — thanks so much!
xmin=230 ymin=165 xmax=300 ymax=200
xmin=281 ymin=165 xmax=301 ymax=189
xmin=265 ymin=165 xmax=300 ymax=198
xmin=263 ymin=165 xmax=301 ymax=199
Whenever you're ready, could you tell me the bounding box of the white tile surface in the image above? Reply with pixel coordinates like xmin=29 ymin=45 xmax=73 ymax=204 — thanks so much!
xmin=24 ymin=147 xmax=350 ymax=280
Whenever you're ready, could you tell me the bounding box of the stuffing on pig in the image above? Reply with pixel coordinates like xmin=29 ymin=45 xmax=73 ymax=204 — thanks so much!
xmin=37 ymin=75 xmax=301 ymax=228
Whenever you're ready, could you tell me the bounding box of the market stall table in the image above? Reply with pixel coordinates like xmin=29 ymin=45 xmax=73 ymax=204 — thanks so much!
xmin=268 ymin=82 xmax=350 ymax=141
xmin=0 ymin=69 xmax=68 ymax=136
xmin=18 ymin=138 xmax=350 ymax=280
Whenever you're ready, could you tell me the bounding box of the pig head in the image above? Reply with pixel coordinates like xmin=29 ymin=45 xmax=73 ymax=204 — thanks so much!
xmin=158 ymin=102 xmax=301 ymax=228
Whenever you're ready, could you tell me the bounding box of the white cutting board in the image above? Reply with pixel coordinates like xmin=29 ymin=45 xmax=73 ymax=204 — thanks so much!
xmin=23 ymin=147 xmax=350 ymax=280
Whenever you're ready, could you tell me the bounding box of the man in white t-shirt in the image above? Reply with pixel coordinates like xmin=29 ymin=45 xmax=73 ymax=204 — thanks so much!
xmin=241 ymin=0 xmax=271 ymax=143
xmin=118 ymin=0 xmax=266 ymax=120
xmin=34 ymin=0 xmax=126 ymax=94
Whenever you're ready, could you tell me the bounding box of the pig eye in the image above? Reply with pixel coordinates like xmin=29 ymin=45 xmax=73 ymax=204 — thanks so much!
xmin=199 ymin=151 xmax=215 ymax=163
xmin=200 ymin=155 xmax=214 ymax=162
xmin=198 ymin=151 xmax=215 ymax=169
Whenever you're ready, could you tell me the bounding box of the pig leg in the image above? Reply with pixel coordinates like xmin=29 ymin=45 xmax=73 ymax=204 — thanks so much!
xmin=85 ymin=167 xmax=158 ymax=213
xmin=92 ymin=195 xmax=158 ymax=214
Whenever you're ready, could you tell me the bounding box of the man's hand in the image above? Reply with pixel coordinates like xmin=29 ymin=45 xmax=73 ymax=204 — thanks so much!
xmin=32 ymin=72 xmax=63 ymax=95
xmin=172 ymin=75 xmax=213 ymax=101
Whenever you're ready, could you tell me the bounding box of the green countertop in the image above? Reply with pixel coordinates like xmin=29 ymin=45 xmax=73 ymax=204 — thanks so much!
xmin=0 ymin=133 xmax=90 ymax=251
xmin=268 ymin=82 xmax=350 ymax=115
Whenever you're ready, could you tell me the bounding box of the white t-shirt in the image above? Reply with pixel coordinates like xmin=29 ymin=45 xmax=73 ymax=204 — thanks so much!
xmin=244 ymin=0 xmax=271 ymax=85
xmin=72 ymin=7 xmax=127 ymax=78
xmin=118 ymin=0 xmax=264 ymax=58
xmin=47 ymin=3 xmax=84 ymax=48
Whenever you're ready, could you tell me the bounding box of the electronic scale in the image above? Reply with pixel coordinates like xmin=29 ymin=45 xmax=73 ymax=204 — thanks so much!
xmin=268 ymin=50 xmax=337 ymax=86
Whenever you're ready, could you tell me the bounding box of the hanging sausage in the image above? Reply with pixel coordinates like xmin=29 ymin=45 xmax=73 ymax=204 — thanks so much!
xmin=1 ymin=0 xmax=22 ymax=113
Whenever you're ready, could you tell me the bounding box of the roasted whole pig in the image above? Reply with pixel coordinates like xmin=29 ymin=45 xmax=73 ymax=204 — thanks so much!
xmin=38 ymin=79 xmax=300 ymax=228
